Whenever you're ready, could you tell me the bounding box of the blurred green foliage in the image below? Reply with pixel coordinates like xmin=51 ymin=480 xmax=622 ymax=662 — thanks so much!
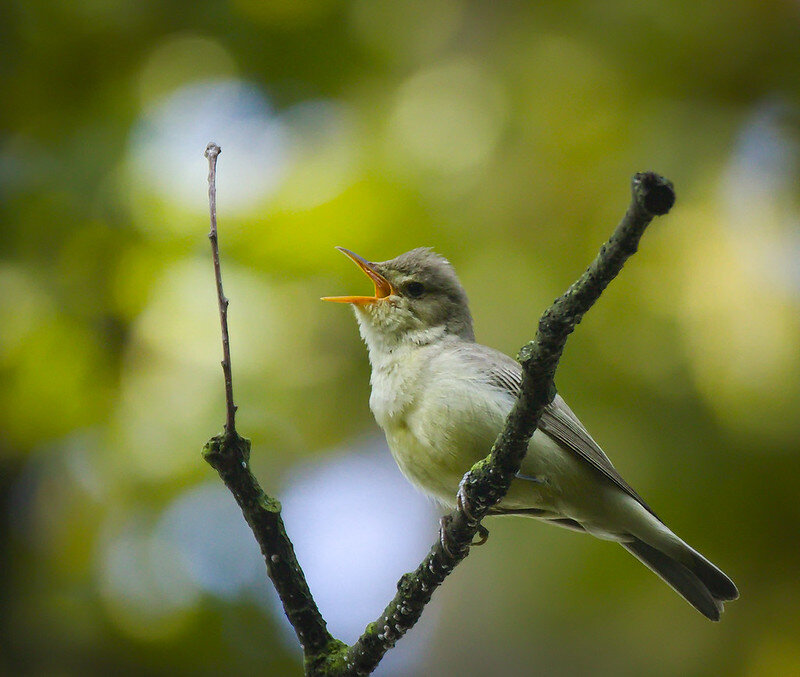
xmin=2 ymin=1 xmax=800 ymax=675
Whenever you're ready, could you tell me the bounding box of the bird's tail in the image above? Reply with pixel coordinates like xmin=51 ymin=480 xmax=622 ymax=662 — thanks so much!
xmin=621 ymin=536 xmax=739 ymax=621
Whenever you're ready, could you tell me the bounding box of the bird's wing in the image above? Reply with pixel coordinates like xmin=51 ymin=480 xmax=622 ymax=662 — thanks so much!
xmin=457 ymin=343 xmax=657 ymax=518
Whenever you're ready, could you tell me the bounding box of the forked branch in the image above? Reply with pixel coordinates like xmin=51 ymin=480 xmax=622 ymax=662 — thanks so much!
xmin=201 ymin=143 xmax=674 ymax=675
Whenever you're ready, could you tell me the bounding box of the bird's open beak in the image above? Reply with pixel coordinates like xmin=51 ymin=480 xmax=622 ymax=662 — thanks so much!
xmin=321 ymin=247 xmax=396 ymax=305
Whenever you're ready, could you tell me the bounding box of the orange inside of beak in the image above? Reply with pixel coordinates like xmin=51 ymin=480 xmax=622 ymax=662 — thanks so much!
xmin=321 ymin=247 xmax=396 ymax=305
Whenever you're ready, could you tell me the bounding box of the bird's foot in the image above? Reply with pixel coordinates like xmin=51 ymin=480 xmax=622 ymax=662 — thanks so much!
xmin=472 ymin=524 xmax=490 ymax=547
xmin=439 ymin=514 xmax=459 ymax=559
xmin=455 ymin=480 xmax=489 ymax=546
xmin=439 ymin=516 xmax=490 ymax=559
xmin=456 ymin=481 xmax=479 ymax=525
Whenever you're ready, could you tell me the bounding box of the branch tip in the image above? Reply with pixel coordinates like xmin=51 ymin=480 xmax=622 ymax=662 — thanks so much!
xmin=205 ymin=141 xmax=237 ymax=434
xmin=204 ymin=141 xmax=221 ymax=160
xmin=633 ymin=171 xmax=675 ymax=216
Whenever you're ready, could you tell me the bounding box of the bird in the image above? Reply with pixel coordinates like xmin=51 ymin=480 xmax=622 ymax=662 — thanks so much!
xmin=322 ymin=246 xmax=738 ymax=621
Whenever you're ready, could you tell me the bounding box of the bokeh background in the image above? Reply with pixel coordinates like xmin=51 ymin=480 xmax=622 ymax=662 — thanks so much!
xmin=2 ymin=1 xmax=800 ymax=675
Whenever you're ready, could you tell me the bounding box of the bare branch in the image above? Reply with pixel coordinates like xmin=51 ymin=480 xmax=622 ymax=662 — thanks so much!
xmin=202 ymin=436 xmax=344 ymax=672
xmin=202 ymin=142 xmax=344 ymax=674
xmin=205 ymin=142 xmax=237 ymax=434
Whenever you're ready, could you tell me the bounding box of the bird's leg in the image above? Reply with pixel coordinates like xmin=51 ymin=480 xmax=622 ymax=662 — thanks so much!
xmin=515 ymin=471 xmax=546 ymax=484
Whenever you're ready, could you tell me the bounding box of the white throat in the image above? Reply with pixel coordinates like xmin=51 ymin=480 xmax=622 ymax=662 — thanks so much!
xmin=353 ymin=307 xmax=449 ymax=425
xmin=355 ymin=310 xmax=446 ymax=362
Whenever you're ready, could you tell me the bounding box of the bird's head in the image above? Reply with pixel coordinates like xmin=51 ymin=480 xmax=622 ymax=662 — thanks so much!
xmin=323 ymin=247 xmax=474 ymax=350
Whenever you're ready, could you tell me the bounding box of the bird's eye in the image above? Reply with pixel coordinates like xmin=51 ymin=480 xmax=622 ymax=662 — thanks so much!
xmin=403 ymin=281 xmax=426 ymax=298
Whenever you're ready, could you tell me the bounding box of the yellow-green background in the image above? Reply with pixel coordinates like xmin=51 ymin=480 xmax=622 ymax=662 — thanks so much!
xmin=2 ymin=1 xmax=799 ymax=675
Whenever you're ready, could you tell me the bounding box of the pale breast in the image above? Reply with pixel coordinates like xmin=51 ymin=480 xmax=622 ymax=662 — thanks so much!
xmin=373 ymin=344 xmax=516 ymax=505
xmin=368 ymin=342 xmax=431 ymax=428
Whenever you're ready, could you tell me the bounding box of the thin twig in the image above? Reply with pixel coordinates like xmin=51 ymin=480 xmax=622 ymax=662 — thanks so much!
xmin=205 ymin=141 xmax=237 ymax=434
xmin=202 ymin=142 xmax=343 ymax=674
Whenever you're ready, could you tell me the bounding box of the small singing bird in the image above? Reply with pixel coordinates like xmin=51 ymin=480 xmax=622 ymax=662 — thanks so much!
xmin=323 ymin=246 xmax=738 ymax=620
